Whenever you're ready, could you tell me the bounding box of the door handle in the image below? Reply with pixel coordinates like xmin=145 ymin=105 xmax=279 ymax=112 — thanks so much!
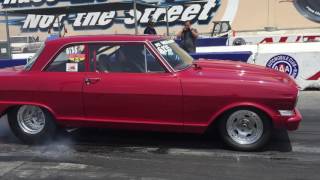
xmin=85 ymin=77 xmax=101 ymax=85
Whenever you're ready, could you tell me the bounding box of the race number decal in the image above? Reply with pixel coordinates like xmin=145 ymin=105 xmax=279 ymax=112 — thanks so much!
xmin=154 ymin=40 xmax=174 ymax=55
xmin=266 ymin=55 xmax=299 ymax=78
xmin=66 ymin=45 xmax=86 ymax=62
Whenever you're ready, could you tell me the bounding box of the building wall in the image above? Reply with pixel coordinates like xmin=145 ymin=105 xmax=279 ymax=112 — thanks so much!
xmin=231 ymin=0 xmax=319 ymax=30
xmin=0 ymin=0 xmax=319 ymax=41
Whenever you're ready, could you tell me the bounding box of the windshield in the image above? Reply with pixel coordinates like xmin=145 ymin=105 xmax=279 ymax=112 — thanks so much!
xmin=24 ymin=43 xmax=45 ymax=71
xmin=152 ymin=39 xmax=193 ymax=71
xmin=10 ymin=37 xmax=28 ymax=43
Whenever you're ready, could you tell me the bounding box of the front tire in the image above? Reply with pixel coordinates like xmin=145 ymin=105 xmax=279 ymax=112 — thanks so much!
xmin=8 ymin=105 xmax=57 ymax=144
xmin=219 ymin=108 xmax=272 ymax=151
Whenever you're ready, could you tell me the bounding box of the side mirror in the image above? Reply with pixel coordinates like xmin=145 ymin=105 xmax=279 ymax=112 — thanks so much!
xmin=27 ymin=56 xmax=32 ymax=63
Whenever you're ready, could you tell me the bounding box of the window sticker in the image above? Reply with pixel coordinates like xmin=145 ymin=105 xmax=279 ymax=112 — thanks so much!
xmin=160 ymin=39 xmax=175 ymax=45
xmin=66 ymin=63 xmax=78 ymax=72
xmin=154 ymin=40 xmax=174 ymax=55
xmin=68 ymin=54 xmax=86 ymax=62
xmin=66 ymin=45 xmax=86 ymax=62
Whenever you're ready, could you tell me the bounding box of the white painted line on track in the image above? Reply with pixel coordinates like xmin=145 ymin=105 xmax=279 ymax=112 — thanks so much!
xmin=42 ymin=163 xmax=88 ymax=170
xmin=0 ymin=161 xmax=24 ymax=176
xmin=292 ymin=145 xmax=320 ymax=154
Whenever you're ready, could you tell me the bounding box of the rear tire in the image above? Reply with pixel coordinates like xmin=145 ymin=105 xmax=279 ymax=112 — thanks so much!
xmin=219 ymin=108 xmax=272 ymax=151
xmin=8 ymin=105 xmax=57 ymax=144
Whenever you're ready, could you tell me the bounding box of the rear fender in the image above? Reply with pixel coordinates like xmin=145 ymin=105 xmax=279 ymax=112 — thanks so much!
xmin=0 ymin=101 xmax=56 ymax=119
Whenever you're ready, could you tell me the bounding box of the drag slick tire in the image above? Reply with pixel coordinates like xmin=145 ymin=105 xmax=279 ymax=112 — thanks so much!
xmin=219 ymin=108 xmax=272 ymax=151
xmin=8 ymin=105 xmax=57 ymax=144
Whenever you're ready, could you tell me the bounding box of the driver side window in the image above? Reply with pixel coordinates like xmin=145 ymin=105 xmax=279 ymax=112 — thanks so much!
xmin=46 ymin=44 xmax=86 ymax=72
xmin=89 ymin=44 xmax=165 ymax=73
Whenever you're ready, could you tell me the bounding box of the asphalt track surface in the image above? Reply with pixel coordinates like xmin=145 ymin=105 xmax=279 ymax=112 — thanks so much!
xmin=0 ymin=91 xmax=319 ymax=180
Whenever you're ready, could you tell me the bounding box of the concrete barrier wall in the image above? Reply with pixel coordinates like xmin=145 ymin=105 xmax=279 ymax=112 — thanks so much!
xmin=0 ymin=53 xmax=32 ymax=68
xmin=250 ymin=42 xmax=320 ymax=90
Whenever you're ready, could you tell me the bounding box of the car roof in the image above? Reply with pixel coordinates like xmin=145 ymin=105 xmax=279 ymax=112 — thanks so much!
xmin=45 ymin=35 xmax=165 ymax=46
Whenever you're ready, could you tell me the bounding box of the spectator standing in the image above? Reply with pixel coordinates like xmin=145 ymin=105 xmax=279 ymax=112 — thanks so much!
xmin=177 ymin=21 xmax=199 ymax=53
xmin=144 ymin=19 xmax=157 ymax=35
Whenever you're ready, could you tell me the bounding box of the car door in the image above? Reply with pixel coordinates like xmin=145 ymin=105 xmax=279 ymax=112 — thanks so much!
xmin=83 ymin=42 xmax=183 ymax=131
xmin=35 ymin=44 xmax=87 ymax=121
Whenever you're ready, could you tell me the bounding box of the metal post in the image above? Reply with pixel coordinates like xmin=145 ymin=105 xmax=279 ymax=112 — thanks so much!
xmin=56 ymin=14 xmax=62 ymax=37
xmin=5 ymin=11 xmax=12 ymax=59
xmin=267 ymin=0 xmax=270 ymax=27
xmin=165 ymin=6 xmax=169 ymax=36
xmin=133 ymin=0 xmax=138 ymax=35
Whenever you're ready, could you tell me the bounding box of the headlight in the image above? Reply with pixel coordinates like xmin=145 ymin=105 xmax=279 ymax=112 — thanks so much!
xmin=279 ymin=110 xmax=295 ymax=116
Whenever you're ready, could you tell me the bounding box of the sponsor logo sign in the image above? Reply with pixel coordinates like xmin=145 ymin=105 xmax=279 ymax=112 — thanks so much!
xmin=266 ymin=54 xmax=299 ymax=78
xmin=294 ymin=0 xmax=320 ymax=23
xmin=0 ymin=0 xmax=225 ymax=31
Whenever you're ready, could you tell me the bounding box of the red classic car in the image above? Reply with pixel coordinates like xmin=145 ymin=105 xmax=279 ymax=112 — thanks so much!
xmin=0 ymin=35 xmax=301 ymax=151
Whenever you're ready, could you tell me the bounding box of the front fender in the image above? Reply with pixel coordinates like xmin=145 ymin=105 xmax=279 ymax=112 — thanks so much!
xmin=208 ymin=102 xmax=281 ymax=128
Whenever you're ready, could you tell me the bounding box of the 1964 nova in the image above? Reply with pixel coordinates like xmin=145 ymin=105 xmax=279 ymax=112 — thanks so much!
xmin=0 ymin=35 xmax=302 ymax=151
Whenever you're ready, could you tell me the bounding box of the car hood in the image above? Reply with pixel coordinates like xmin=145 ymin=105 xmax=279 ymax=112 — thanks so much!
xmin=193 ymin=59 xmax=295 ymax=85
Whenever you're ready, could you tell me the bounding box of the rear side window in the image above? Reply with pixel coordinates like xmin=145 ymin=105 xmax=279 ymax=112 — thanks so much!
xmin=46 ymin=44 xmax=86 ymax=72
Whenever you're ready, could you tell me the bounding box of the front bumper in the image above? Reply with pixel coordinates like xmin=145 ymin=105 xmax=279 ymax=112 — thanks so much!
xmin=285 ymin=108 xmax=302 ymax=130
xmin=273 ymin=108 xmax=302 ymax=131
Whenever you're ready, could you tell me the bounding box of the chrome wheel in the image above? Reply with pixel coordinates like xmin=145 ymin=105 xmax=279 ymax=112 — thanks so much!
xmin=17 ymin=105 xmax=46 ymax=135
xmin=226 ymin=110 xmax=263 ymax=145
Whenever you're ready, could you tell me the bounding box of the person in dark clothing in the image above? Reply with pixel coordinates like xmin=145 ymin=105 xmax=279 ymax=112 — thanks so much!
xmin=144 ymin=19 xmax=157 ymax=35
xmin=177 ymin=21 xmax=199 ymax=53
